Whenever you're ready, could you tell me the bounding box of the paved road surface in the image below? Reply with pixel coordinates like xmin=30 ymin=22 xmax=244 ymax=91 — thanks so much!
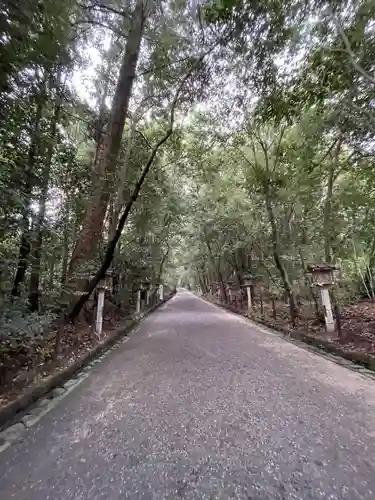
xmin=1 ymin=291 xmax=375 ymax=499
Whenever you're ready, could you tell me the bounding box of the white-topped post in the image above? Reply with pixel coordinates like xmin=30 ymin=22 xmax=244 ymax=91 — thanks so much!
xmin=159 ymin=284 xmax=164 ymax=301
xmin=95 ymin=285 xmax=105 ymax=337
xmin=94 ymin=271 xmax=113 ymax=338
xmin=243 ymin=275 xmax=253 ymax=313
xmin=246 ymin=285 xmax=252 ymax=310
xmin=136 ymin=289 xmax=141 ymax=314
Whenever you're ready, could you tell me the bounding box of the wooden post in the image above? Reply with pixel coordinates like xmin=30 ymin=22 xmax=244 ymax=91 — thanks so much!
xmin=146 ymin=287 xmax=150 ymax=306
xmin=159 ymin=284 xmax=164 ymax=301
xmin=95 ymin=286 xmax=105 ymax=337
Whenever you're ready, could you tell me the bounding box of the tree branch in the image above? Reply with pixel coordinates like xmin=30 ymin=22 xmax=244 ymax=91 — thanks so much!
xmin=330 ymin=13 xmax=375 ymax=86
xmin=72 ymin=19 xmax=127 ymax=39
xmin=272 ymin=125 xmax=286 ymax=173
xmin=66 ymin=57 xmax=205 ymax=320
xmin=135 ymin=129 xmax=152 ymax=149
xmin=77 ymin=1 xmax=130 ymax=19
xmin=312 ymin=136 xmax=341 ymax=170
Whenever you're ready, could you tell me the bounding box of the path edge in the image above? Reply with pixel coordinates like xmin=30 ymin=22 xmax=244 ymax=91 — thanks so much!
xmin=196 ymin=293 xmax=375 ymax=379
xmin=0 ymin=291 xmax=176 ymax=431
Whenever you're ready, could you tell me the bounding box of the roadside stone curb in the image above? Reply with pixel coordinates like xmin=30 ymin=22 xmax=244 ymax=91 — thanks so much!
xmin=202 ymin=296 xmax=375 ymax=381
xmin=0 ymin=291 xmax=176 ymax=452
xmin=0 ymin=438 xmax=11 ymax=453
xmin=0 ymin=422 xmax=25 ymax=442
xmin=51 ymin=387 xmax=66 ymax=398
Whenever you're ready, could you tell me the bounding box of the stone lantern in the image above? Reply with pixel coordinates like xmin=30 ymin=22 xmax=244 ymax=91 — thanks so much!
xmin=141 ymin=279 xmax=151 ymax=307
xmin=146 ymin=285 xmax=151 ymax=306
xmin=241 ymin=274 xmax=253 ymax=312
xmin=155 ymin=282 xmax=164 ymax=301
xmin=227 ymin=279 xmax=235 ymax=304
xmin=135 ymin=287 xmax=141 ymax=314
xmin=307 ymin=264 xmax=337 ymax=334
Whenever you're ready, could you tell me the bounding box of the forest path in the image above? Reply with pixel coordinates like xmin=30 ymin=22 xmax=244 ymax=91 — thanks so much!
xmin=1 ymin=291 xmax=375 ymax=499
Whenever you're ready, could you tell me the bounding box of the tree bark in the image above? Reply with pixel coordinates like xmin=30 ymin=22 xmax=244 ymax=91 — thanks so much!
xmin=299 ymin=246 xmax=322 ymax=321
xmin=11 ymin=97 xmax=43 ymax=297
xmin=263 ymin=184 xmax=298 ymax=321
xmin=28 ymin=96 xmax=61 ymax=311
xmin=323 ymin=165 xmax=335 ymax=264
xmin=68 ymin=0 xmax=146 ymax=278
xmin=92 ymin=74 xmax=109 ymax=176
xmin=66 ymin=126 xmax=173 ymax=320
xmin=66 ymin=49 xmax=206 ymax=319
xmin=323 ymin=136 xmax=342 ymax=264
xmin=204 ymin=236 xmax=227 ymax=303
xmin=156 ymin=244 xmax=170 ymax=283
xmin=109 ymin=119 xmax=136 ymax=240
xmin=364 ymin=237 xmax=375 ymax=299
xmin=60 ymin=200 xmax=70 ymax=287
xmin=48 ymin=246 xmax=56 ymax=290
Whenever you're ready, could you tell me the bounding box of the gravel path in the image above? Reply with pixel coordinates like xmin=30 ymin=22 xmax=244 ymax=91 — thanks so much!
xmin=1 ymin=290 xmax=375 ymax=499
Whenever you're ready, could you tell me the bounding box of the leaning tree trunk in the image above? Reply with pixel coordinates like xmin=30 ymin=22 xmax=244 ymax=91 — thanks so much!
xmin=67 ymin=0 xmax=146 ymax=279
xmin=66 ymin=127 xmax=174 ymax=320
xmin=156 ymin=245 xmax=170 ymax=284
xmin=109 ymin=119 xmax=136 ymax=240
xmin=66 ymin=49 xmax=206 ymax=320
xmin=106 ymin=119 xmax=136 ymax=289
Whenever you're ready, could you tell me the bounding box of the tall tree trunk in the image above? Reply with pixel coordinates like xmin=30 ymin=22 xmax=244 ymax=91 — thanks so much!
xmin=299 ymin=246 xmax=322 ymax=320
xmin=68 ymin=0 xmax=146 ymax=278
xmin=60 ymin=200 xmax=71 ymax=287
xmin=156 ymin=244 xmax=170 ymax=284
xmin=66 ymin=118 xmax=173 ymax=320
xmin=11 ymin=97 xmax=44 ymax=297
xmin=323 ymin=165 xmax=335 ymax=264
xmin=323 ymin=136 xmax=342 ymax=264
xmin=66 ymin=46 xmax=204 ymax=320
xmin=92 ymin=75 xmax=109 ymax=175
xmin=264 ymin=185 xmax=298 ymax=320
xmin=204 ymin=235 xmax=227 ymax=302
xmin=48 ymin=245 xmax=57 ymax=290
xmin=28 ymin=98 xmax=61 ymax=311
xmin=199 ymin=276 xmax=209 ymax=294
xmin=364 ymin=236 xmax=375 ymax=297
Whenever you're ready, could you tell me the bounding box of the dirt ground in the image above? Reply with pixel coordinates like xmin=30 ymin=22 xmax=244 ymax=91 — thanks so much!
xmin=0 ymin=307 xmax=125 ymax=409
xmin=209 ymin=295 xmax=375 ymax=356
